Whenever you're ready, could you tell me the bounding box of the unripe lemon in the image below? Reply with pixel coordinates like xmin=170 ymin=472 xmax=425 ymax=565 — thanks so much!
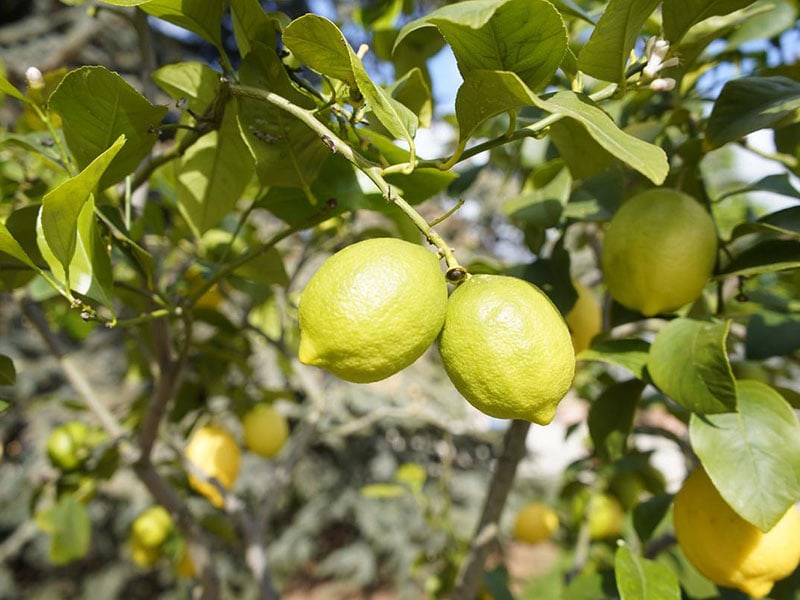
xmin=242 ymin=404 xmax=289 ymax=458
xmin=298 ymin=237 xmax=447 ymax=383
xmin=674 ymin=467 xmax=800 ymax=598
xmin=588 ymin=493 xmax=625 ymax=540
xmin=565 ymin=280 xmax=602 ymax=354
xmin=513 ymin=502 xmax=559 ymax=544
xmin=46 ymin=421 xmax=90 ymax=471
xmin=131 ymin=506 xmax=173 ymax=549
xmin=130 ymin=537 xmax=161 ymax=568
xmin=438 ymin=275 xmax=575 ymax=424
xmin=185 ymin=425 xmax=241 ymax=508
xmin=601 ymin=188 xmax=717 ymax=316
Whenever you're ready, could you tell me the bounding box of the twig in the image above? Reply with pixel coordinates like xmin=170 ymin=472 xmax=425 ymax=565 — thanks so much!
xmin=451 ymin=419 xmax=532 ymax=599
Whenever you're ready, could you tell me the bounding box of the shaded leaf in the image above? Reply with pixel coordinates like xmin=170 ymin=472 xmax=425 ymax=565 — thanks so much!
xmin=705 ymin=77 xmax=800 ymax=150
xmin=577 ymin=338 xmax=650 ymax=380
xmin=588 ymin=379 xmax=644 ymax=462
xmin=690 ymin=380 xmax=800 ymax=531
xmin=360 ymin=483 xmax=405 ymax=498
xmin=577 ymin=0 xmax=661 ymax=83
xmin=0 ymin=73 xmax=27 ymax=102
xmin=549 ymin=118 xmax=614 ymax=180
xmin=49 ymin=66 xmax=167 ymax=189
xmin=745 ymin=310 xmax=800 ymax=359
xmin=35 ymin=495 xmax=91 ymax=565
xmin=0 ymin=355 xmax=15 ymax=386
xmin=504 ymin=161 xmax=571 ymax=229
xmin=719 ymin=238 xmax=800 ymax=277
xmin=648 ymin=318 xmax=737 ymax=414
xmin=663 ymin=0 xmax=759 ymax=45
xmin=615 ymin=544 xmax=681 ymax=600
xmin=141 ymin=0 xmax=224 ymax=50
xmin=230 ymin=0 xmax=284 ymax=58
xmin=633 ymin=494 xmax=673 ymax=543
xmin=0 ymin=221 xmax=38 ymax=270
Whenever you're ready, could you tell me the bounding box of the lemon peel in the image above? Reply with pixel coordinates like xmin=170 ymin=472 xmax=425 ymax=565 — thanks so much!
xmin=566 ymin=280 xmax=602 ymax=354
xmin=513 ymin=502 xmax=559 ymax=544
xmin=298 ymin=237 xmax=447 ymax=383
xmin=243 ymin=403 xmax=289 ymax=458
xmin=185 ymin=424 xmax=241 ymax=508
xmin=438 ymin=274 xmax=575 ymax=424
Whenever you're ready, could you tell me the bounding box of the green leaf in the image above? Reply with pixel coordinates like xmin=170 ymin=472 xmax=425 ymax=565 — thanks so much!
xmin=236 ymin=42 xmax=330 ymax=190
xmin=453 ymin=71 xmax=668 ymax=183
xmin=577 ymin=338 xmax=650 ymax=380
xmin=0 ymin=355 xmax=15 ymax=386
xmin=719 ymin=173 xmax=800 ymax=203
xmin=387 ymin=67 xmax=432 ymax=128
xmin=730 ymin=207 xmax=800 ymax=240
xmin=632 ymin=494 xmax=673 ymax=543
xmin=614 ymin=544 xmax=682 ymax=600
xmin=648 ymin=318 xmax=737 ymax=414
xmin=233 ymin=247 xmax=288 ymax=287
xmin=690 ymin=380 xmax=800 ymax=531
xmin=283 ymin=15 xmax=418 ymax=146
xmin=100 ymin=0 xmax=151 ymax=5
xmin=577 ymin=0 xmax=661 ymax=84
xmin=588 ymin=379 xmax=644 ymax=462
xmin=176 ymin=105 xmax=254 ymax=236
xmin=504 ymin=161 xmax=571 ymax=229
xmin=549 ymin=118 xmax=614 ymax=180
xmin=49 ymin=66 xmax=167 ymax=189
xmin=0 ymin=220 xmax=38 ymax=270
xmin=745 ymin=309 xmax=800 ymax=359
xmin=395 ymin=0 xmax=567 ymax=91
xmin=663 ymin=0 xmax=758 ymax=45
xmin=0 ymin=73 xmax=27 ymax=102
xmin=41 ymin=135 xmax=126 ymax=271
xmin=230 ymin=0 xmax=284 ymax=58
xmin=719 ymin=238 xmax=800 ymax=277
xmin=723 ymin=0 xmax=796 ymax=52
xmin=360 ymin=483 xmax=405 ymax=498
xmin=705 ymin=77 xmax=800 ymax=150
xmin=35 ymin=494 xmax=91 ymax=565
xmin=141 ymin=0 xmax=224 ymax=50
xmin=152 ymin=61 xmax=220 ymax=114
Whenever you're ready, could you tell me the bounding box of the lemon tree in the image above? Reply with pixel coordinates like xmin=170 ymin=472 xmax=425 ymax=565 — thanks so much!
xmin=0 ymin=0 xmax=799 ymax=598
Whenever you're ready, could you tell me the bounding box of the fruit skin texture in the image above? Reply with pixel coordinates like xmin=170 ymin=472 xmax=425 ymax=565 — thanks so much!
xmin=674 ymin=467 xmax=800 ymax=598
xmin=565 ymin=280 xmax=602 ymax=354
xmin=242 ymin=403 xmax=289 ymax=458
xmin=438 ymin=274 xmax=575 ymax=424
xmin=513 ymin=502 xmax=559 ymax=544
xmin=298 ymin=237 xmax=447 ymax=383
xmin=185 ymin=425 xmax=241 ymax=508
xmin=588 ymin=493 xmax=625 ymax=540
xmin=601 ymin=188 xmax=717 ymax=316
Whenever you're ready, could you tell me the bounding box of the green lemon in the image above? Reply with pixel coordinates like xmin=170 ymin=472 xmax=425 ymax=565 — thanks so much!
xmin=566 ymin=279 xmax=602 ymax=355
xmin=242 ymin=403 xmax=289 ymax=458
xmin=588 ymin=493 xmax=625 ymax=540
xmin=601 ymin=188 xmax=717 ymax=316
xmin=185 ymin=424 xmax=241 ymax=508
xmin=298 ymin=237 xmax=448 ymax=383
xmin=131 ymin=506 xmax=173 ymax=549
xmin=438 ymin=274 xmax=575 ymax=424
xmin=513 ymin=502 xmax=560 ymax=544
xmin=674 ymin=467 xmax=800 ymax=598
xmin=46 ymin=421 xmax=90 ymax=471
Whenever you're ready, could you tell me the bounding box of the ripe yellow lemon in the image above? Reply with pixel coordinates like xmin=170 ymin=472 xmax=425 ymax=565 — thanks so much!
xmin=438 ymin=275 xmax=575 ymax=424
xmin=674 ymin=467 xmax=800 ymax=598
xmin=588 ymin=493 xmax=625 ymax=540
xmin=242 ymin=404 xmax=289 ymax=458
xmin=131 ymin=506 xmax=173 ymax=549
xmin=601 ymin=188 xmax=717 ymax=316
xmin=185 ymin=425 xmax=241 ymax=508
xmin=513 ymin=502 xmax=559 ymax=544
xmin=298 ymin=237 xmax=447 ymax=383
xmin=565 ymin=280 xmax=602 ymax=354
xmin=130 ymin=538 xmax=161 ymax=567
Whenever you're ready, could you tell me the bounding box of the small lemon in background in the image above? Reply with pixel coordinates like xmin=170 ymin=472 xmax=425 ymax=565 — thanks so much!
xmin=243 ymin=403 xmax=289 ymax=458
xmin=513 ymin=502 xmax=560 ymax=544
xmin=185 ymin=424 xmax=241 ymax=508
xmin=565 ymin=280 xmax=602 ymax=354
xmin=298 ymin=237 xmax=448 ymax=383
xmin=438 ymin=274 xmax=575 ymax=425
xmin=674 ymin=467 xmax=800 ymax=598
xmin=601 ymin=188 xmax=717 ymax=316
xmin=129 ymin=506 xmax=174 ymax=568
xmin=588 ymin=493 xmax=625 ymax=540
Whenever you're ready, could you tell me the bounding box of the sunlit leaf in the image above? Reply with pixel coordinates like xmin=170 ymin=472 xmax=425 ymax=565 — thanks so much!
xmin=663 ymin=0 xmax=758 ymax=45
xmin=615 ymin=544 xmax=681 ymax=600
xmin=35 ymin=495 xmax=91 ymax=565
xmin=577 ymin=338 xmax=650 ymax=380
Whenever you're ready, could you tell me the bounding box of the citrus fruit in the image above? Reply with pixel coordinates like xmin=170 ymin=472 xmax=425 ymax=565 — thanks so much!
xmin=185 ymin=424 xmax=241 ymax=508
xmin=46 ymin=421 xmax=90 ymax=471
xmin=513 ymin=502 xmax=560 ymax=544
xmin=674 ymin=466 xmax=800 ymax=598
xmin=242 ymin=403 xmax=289 ymax=458
xmin=131 ymin=506 xmax=173 ymax=549
xmin=298 ymin=237 xmax=447 ymax=383
xmin=601 ymin=188 xmax=717 ymax=316
xmin=130 ymin=537 xmax=161 ymax=568
xmin=437 ymin=274 xmax=575 ymax=424
xmin=588 ymin=493 xmax=625 ymax=540
xmin=565 ymin=280 xmax=602 ymax=354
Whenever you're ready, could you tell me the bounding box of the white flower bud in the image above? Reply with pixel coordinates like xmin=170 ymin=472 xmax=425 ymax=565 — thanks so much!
xmin=649 ymin=77 xmax=676 ymax=92
xmin=25 ymin=66 xmax=44 ymax=90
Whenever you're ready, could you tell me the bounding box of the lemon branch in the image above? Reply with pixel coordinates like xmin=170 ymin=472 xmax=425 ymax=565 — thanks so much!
xmin=227 ymin=83 xmax=465 ymax=277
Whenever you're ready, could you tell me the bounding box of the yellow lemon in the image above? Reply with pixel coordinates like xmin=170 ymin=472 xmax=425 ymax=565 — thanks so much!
xmin=601 ymin=188 xmax=717 ymax=316
xmin=242 ymin=404 xmax=289 ymax=458
xmin=438 ymin=274 xmax=575 ymax=424
xmin=298 ymin=237 xmax=447 ymax=383
xmin=130 ymin=537 xmax=161 ymax=568
xmin=175 ymin=547 xmax=196 ymax=579
xmin=131 ymin=506 xmax=173 ymax=549
xmin=566 ymin=280 xmax=602 ymax=354
xmin=674 ymin=467 xmax=800 ymax=598
xmin=185 ymin=425 xmax=241 ymax=508
xmin=513 ymin=502 xmax=560 ymax=544
xmin=588 ymin=493 xmax=625 ymax=540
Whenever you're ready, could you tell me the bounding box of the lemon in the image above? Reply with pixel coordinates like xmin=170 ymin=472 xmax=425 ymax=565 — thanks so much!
xmin=131 ymin=506 xmax=173 ymax=548
xmin=588 ymin=493 xmax=625 ymax=540
xmin=298 ymin=237 xmax=447 ymax=383
xmin=242 ymin=403 xmax=289 ymax=458
xmin=185 ymin=424 xmax=241 ymax=508
xmin=674 ymin=467 xmax=800 ymax=598
xmin=601 ymin=188 xmax=717 ymax=316
xmin=46 ymin=421 xmax=90 ymax=471
xmin=513 ymin=502 xmax=559 ymax=544
xmin=438 ymin=274 xmax=575 ymax=424
xmin=130 ymin=537 xmax=161 ymax=568
xmin=566 ymin=280 xmax=602 ymax=354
